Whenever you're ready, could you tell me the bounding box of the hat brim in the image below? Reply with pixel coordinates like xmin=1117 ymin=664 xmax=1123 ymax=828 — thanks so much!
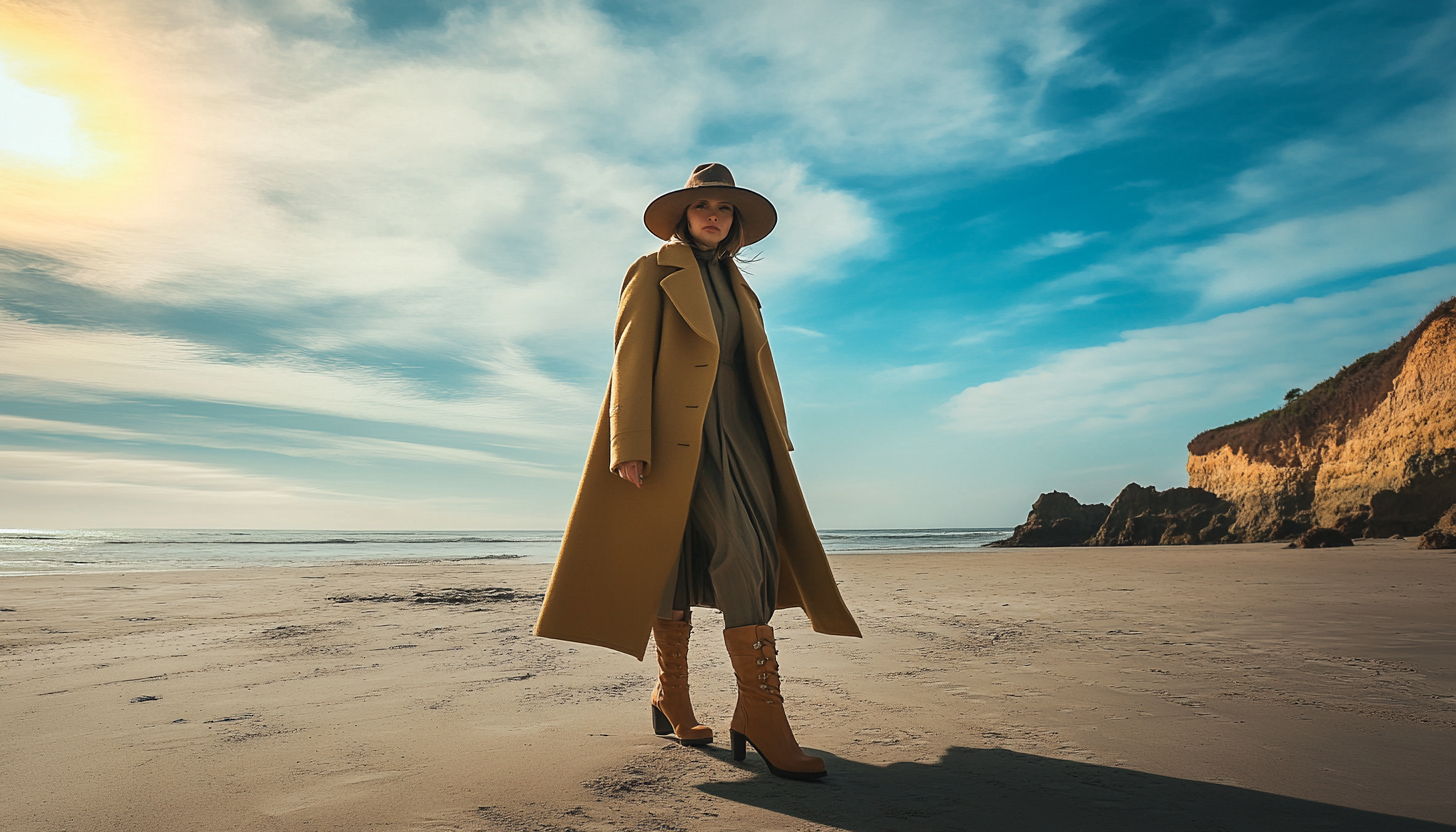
xmin=644 ymin=185 xmax=777 ymax=246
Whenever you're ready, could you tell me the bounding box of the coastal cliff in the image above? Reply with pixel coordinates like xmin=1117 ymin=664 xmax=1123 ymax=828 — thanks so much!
xmin=996 ymin=298 xmax=1456 ymax=547
xmin=1187 ymin=298 xmax=1456 ymax=540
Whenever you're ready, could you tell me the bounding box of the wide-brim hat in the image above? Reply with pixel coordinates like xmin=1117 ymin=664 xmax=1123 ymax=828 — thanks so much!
xmin=644 ymin=163 xmax=777 ymax=246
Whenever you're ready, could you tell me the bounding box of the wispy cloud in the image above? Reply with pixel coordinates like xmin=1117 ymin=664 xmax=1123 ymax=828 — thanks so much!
xmin=0 ymin=415 xmax=148 ymax=442
xmin=1038 ymin=90 xmax=1456 ymax=305
xmin=0 ymin=414 xmax=570 ymax=477
xmin=942 ymin=266 xmax=1455 ymax=433
xmin=1015 ymin=230 xmax=1106 ymax=260
xmin=0 ymin=447 xmax=540 ymax=528
xmin=952 ymin=293 xmax=1107 ymax=346
xmin=873 ymin=363 xmax=954 ymax=384
xmin=0 ymin=447 xmax=335 ymax=494
xmin=776 ymin=325 xmax=827 ymax=339
xmin=0 ymin=310 xmax=587 ymax=441
xmin=1175 ymin=182 xmax=1456 ymax=302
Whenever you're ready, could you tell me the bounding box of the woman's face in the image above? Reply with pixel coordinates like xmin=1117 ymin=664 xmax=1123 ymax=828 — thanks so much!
xmin=684 ymin=199 xmax=734 ymax=248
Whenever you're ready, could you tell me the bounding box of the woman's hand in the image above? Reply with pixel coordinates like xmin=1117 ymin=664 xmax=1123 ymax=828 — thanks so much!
xmin=614 ymin=460 xmax=646 ymax=488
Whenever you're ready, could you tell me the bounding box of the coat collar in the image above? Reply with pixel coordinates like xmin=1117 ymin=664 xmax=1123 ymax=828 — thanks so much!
xmin=655 ymin=242 xmax=768 ymax=357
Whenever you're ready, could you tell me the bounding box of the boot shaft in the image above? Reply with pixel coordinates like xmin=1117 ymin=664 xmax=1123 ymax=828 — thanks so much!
xmin=723 ymin=624 xmax=782 ymax=704
xmin=652 ymin=618 xmax=693 ymax=686
xmin=650 ymin=617 xmax=713 ymax=745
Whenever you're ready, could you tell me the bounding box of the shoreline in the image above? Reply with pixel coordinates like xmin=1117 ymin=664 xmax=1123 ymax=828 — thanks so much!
xmin=0 ymin=527 xmax=1016 ymax=577
xmin=4 ymin=541 xmax=1453 ymax=830
xmin=7 ymin=535 xmax=1371 ymax=578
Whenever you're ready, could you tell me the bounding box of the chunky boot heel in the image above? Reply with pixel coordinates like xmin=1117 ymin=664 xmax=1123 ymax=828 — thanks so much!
xmin=723 ymin=625 xmax=827 ymax=780
xmin=650 ymin=618 xmax=713 ymax=746
xmin=652 ymin=703 xmax=673 ymax=736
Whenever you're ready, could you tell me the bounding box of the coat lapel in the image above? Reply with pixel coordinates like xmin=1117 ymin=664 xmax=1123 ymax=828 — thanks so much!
xmin=657 ymin=243 xmax=719 ymax=351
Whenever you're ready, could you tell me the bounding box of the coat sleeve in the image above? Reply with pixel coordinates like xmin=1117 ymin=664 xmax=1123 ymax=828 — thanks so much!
xmin=608 ymin=256 xmax=663 ymax=475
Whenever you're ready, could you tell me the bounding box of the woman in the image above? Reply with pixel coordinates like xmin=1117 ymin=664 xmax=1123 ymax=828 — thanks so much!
xmin=535 ymin=163 xmax=860 ymax=781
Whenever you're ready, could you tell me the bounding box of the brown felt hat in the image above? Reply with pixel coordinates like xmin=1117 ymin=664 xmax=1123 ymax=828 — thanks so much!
xmin=644 ymin=163 xmax=777 ymax=246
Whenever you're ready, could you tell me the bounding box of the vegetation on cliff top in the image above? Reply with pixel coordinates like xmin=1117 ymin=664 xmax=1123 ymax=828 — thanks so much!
xmin=1188 ymin=297 xmax=1456 ymax=465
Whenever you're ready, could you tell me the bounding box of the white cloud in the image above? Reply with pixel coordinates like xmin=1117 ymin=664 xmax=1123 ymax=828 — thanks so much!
xmin=1174 ymin=182 xmax=1456 ymax=302
xmin=0 ymin=448 xmax=551 ymax=528
xmin=1015 ymin=230 xmax=1105 ymax=260
xmin=952 ymin=292 xmax=1107 ymax=346
xmin=744 ymin=161 xmax=882 ymax=284
xmin=873 ymin=363 xmax=954 ymax=384
xmin=704 ymin=1 xmax=1306 ymax=174
xmin=0 ymin=447 xmax=331 ymax=493
xmin=941 ymin=266 xmax=1455 ymax=433
xmin=1168 ymin=94 xmax=1456 ymax=234
xmin=776 ymin=326 xmax=826 ymax=339
xmin=1101 ymin=17 xmax=1306 ymax=129
xmin=0 ymin=414 xmax=570 ymax=477
xmin=0 ymin=0 xmax=900 ymax=372
xmin=706 ymin=0 xmax=1096 ymax=170
xmin=0 ymin=310 xmax=591 ymax=442
xmin=1027 ymin=63 xmax=1456 ymax=311
xmin=0 ymin=0 xmax=1321 ymax=358
xmin=1161 ymin=94 xmax=1456 ymax=302
xmin=0 ymin=415 xmax=148 ymax=442
xmin=1043 ymin=132 xmax=1456 ymax=305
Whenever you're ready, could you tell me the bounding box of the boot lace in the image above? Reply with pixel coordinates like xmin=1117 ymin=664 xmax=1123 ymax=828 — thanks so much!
xmin=751 ymin=637 xmax=782 ymax=704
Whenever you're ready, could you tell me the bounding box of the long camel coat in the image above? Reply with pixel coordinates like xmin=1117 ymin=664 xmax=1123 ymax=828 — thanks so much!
xmin=534 ymin=241 xmax=861 ymax=659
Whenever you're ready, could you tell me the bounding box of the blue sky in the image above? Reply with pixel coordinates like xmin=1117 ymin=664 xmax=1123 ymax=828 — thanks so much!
xmin=1 ymin=0 xmax=1453 ymax=529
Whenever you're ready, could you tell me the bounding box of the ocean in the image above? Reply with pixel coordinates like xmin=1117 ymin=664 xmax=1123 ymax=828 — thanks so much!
xmin=0 ymin=528 xmax=1011 ymax=576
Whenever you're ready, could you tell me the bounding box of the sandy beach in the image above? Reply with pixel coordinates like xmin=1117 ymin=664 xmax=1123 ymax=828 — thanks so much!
xmin=3 ymin=540 xmax=1454 ymax=831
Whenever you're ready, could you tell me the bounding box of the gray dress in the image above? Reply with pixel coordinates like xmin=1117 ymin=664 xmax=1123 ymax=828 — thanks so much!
xmin=657 ymin=247 xmax=780 ymax=628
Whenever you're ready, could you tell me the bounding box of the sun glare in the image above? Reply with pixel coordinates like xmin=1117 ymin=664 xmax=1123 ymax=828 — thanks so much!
xmin=0 ymin=58 xmax=83 ymax=167
xmin=0 ymin=7 xmax=152 ymax=216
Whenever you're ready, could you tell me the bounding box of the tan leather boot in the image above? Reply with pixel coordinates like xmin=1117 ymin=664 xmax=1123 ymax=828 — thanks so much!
xmin=723 ymin=624 xmax=826 ymax=780
xmin=650 ymin=618 xmax=713 ymax=746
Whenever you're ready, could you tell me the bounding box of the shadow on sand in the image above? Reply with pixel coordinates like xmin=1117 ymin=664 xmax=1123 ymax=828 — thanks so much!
xmin=696 ymin=745 xmax=1452 ymax=831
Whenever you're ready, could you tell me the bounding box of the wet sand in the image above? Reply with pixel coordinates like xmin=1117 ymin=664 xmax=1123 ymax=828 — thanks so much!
xmin=2 ymin=539 xmax=1454 ymax=831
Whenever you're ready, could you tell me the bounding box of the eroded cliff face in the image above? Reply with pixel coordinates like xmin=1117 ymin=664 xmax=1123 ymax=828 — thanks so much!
xmin=1187 ymin=300 xmax=1456 ymax=540
xmin=1185 ymin=446 xmax=1318 ymax=540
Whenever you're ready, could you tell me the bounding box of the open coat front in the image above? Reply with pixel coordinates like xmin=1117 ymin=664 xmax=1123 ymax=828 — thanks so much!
xmin=534 ymin=242 xmax=861 ymax=659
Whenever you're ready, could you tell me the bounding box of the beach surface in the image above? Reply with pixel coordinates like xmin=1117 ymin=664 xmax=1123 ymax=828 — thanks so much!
xmin=3 ymin=540 xmax=1454 ymax=831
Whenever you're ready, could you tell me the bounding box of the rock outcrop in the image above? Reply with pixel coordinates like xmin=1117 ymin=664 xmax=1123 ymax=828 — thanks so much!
xmin=1088 ymin=484 xmax=1238 ymax=546
xmin=1417 ymin=505 xmax=1456 ymax=550
xmin=1287 ymin=527 xmax=1354 ymax=549
xmin=994 ymin=484 xmax=1234 ymax=547
xmin=1187 ymin=298 xmax=1456 ymax=540
xmin=990 ymin=491 xmax=1109 ymax=547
